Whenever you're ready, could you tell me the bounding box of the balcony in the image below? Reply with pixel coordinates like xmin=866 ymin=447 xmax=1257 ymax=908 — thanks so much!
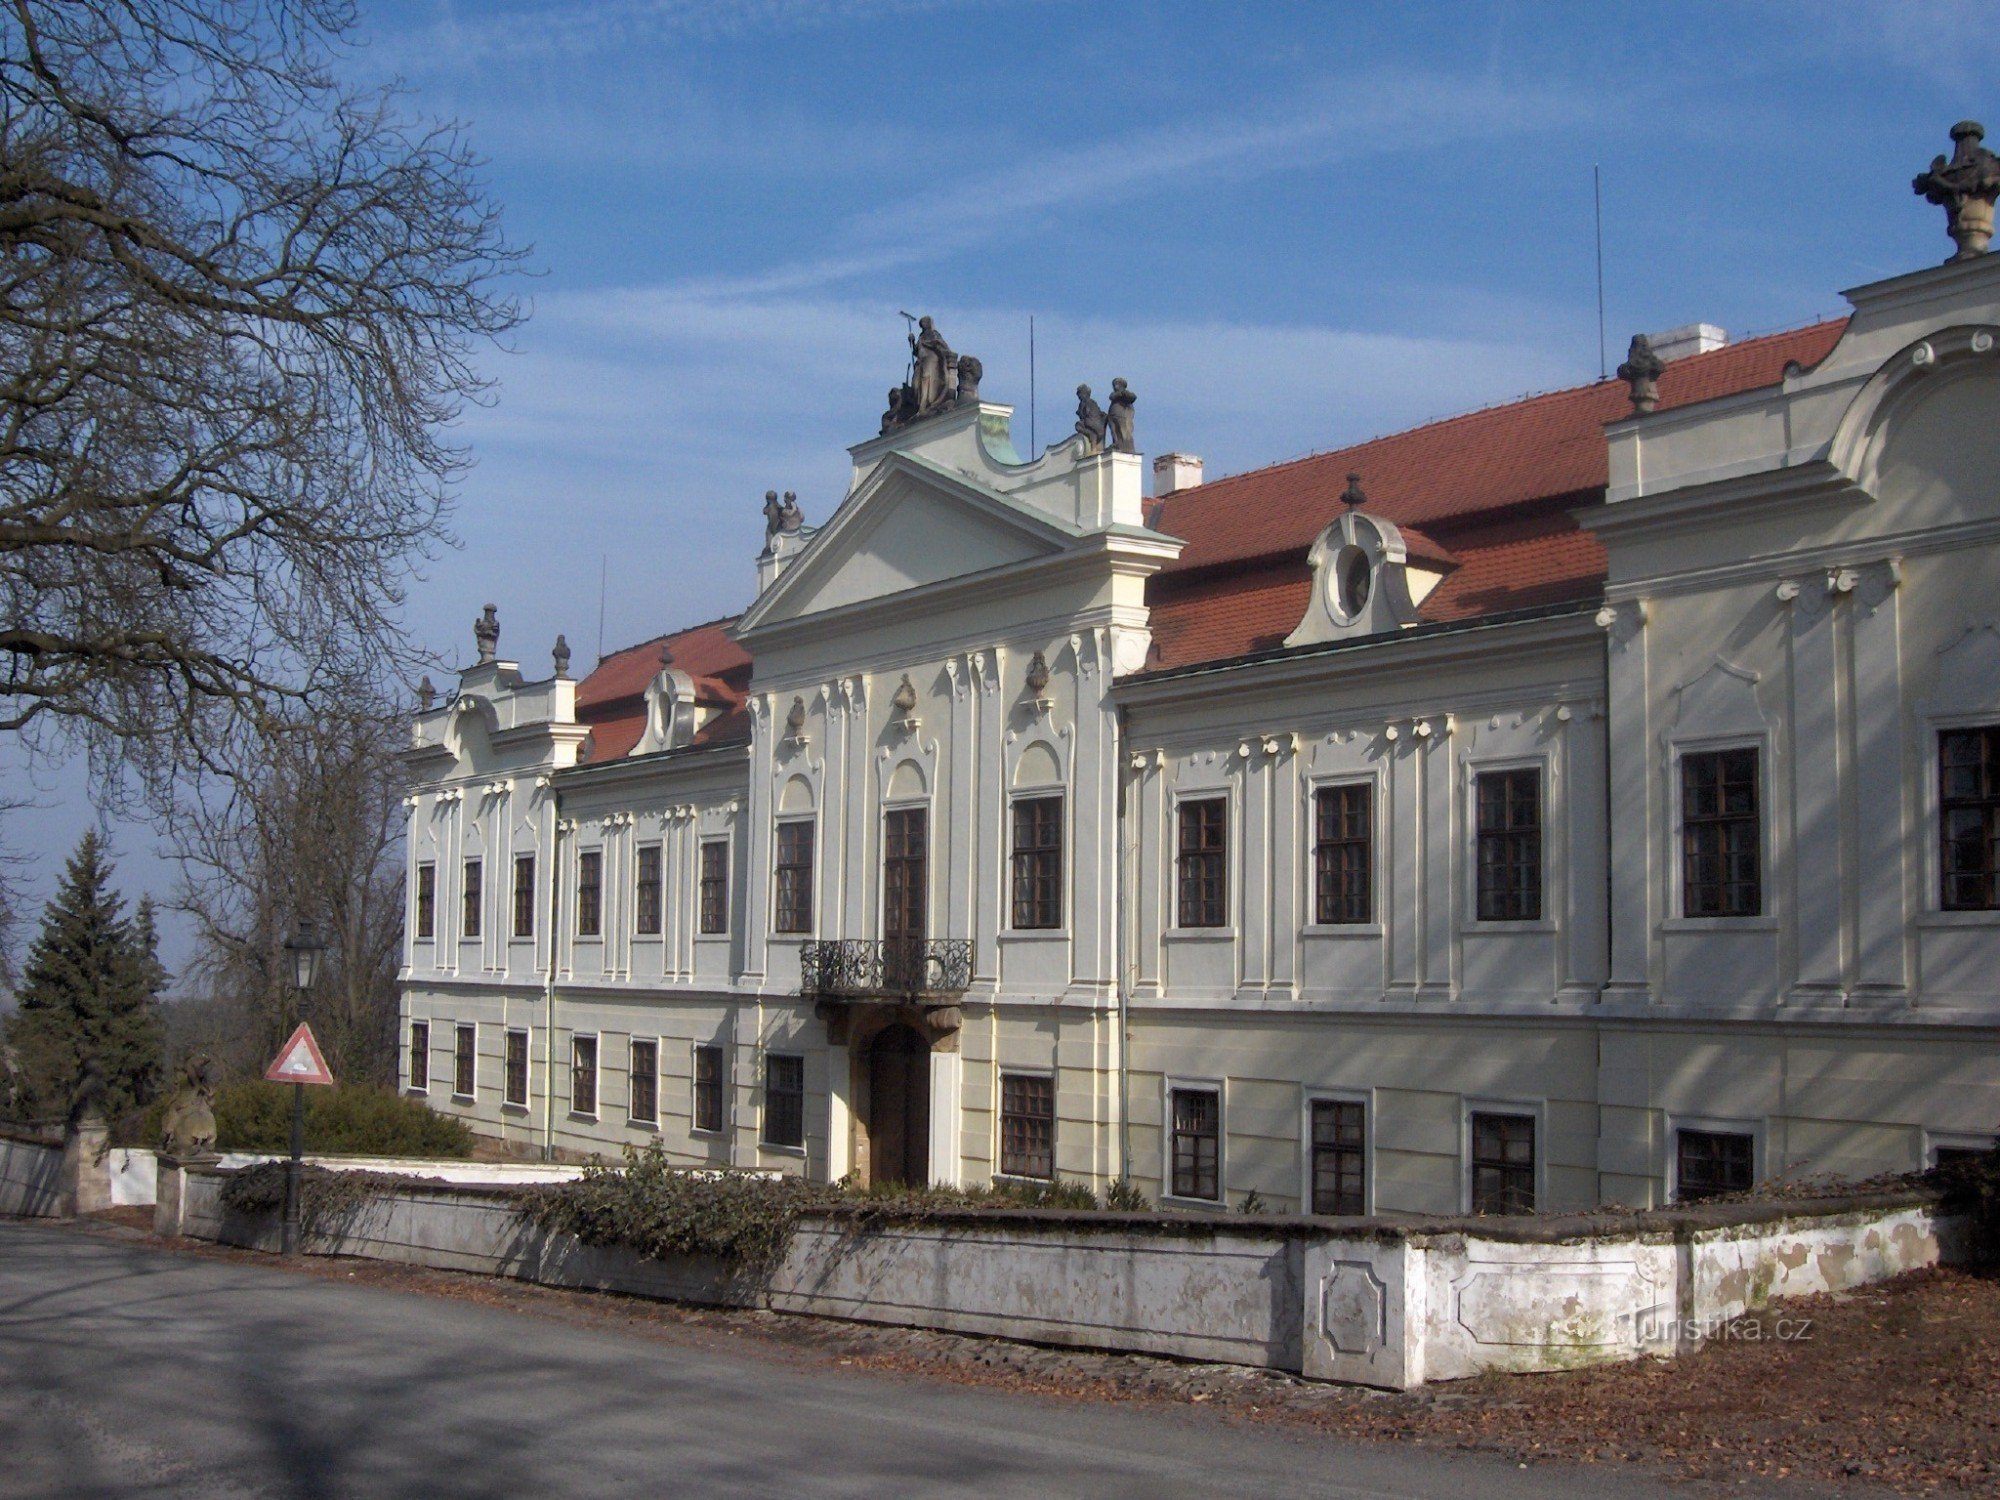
xmin=799 ymin=938 xmax=973 ymax=1000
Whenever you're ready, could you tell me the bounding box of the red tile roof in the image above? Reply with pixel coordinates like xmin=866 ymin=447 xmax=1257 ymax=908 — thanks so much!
xmin=1139 ymin=319 xmax=1847 ymax=673
xmin=574 ymin=616 xmax=752 ymax=765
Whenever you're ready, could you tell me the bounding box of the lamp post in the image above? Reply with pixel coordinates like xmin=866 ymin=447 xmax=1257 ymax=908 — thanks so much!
xmin=280 ymin=920 xmax=325 ymax=1256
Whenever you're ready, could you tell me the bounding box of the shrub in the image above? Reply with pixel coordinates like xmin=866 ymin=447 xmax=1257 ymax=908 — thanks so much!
xmin=212 ymin=1080 xmax=474 ymax=1158
xmin=219 ymin=1160 xmax=420 ymax=1242
xmin=1099 ymin=1177 xmax=1149 ymax=1211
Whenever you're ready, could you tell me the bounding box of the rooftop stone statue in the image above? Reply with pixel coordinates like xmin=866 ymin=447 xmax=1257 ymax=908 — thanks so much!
xmin=1617 ymin=334 xmax=1666 ymax=414
xmin=1106 ymin=377 xmax=1136 ymax=454
xmin=474 ymin=603 xmax=499 ymax=664
xmin=1075 ymin=384 xmax=1108 ymax=452
xmin=1914 ymin=121 xmax=2000 ymax=262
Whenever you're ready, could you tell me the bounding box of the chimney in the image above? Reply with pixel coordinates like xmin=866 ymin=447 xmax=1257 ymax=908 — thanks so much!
xmin=1644 ymin=323 xmax=1728 ymax=362
xmin=1153 ymin=452 xmax=1204 ymax=497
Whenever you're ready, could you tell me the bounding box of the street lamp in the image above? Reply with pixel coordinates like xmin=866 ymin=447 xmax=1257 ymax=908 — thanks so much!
xmin=279 ymin=919 xmax=326 ymax=1256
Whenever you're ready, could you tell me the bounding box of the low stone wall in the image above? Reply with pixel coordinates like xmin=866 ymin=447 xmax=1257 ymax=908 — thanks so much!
xmin=0 ymin=1129 xmax=65 ymax=1217
xmin=169 ymin=1163 xmax=1967 ymax=1390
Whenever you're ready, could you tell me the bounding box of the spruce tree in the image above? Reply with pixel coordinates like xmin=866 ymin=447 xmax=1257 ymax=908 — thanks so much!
xmin=4 ymin=833 xmax=165 ymax=1125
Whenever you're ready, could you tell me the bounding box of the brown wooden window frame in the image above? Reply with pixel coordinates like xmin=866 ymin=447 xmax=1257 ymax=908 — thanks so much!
xmin=512 ymin=853 xmax=536 ymax=939
xmin=692 ymin=1043 xmax=726 ymax=1134
xmin=635 ymin=844 xmax=663 ymax=937
xmin=1312 ymin=782 xmax=1373 ymax=925
xmin=1175 ymin=798 xmax=1229 ymax=929
xmin=998 ymin=1072 xmax=1056 ymax=1179
xmin=1168 ymin=1084 xmax=1222 ymax=1202
xmin=1940 ymin=724 xmax=2000 ymax=911
xmin=763 ymin=1053 xmax=804 ymax=1149
xmin=576 ymin=850 xmax=602 ymax=937
xmin=461 ymin=859 xmax=482 ymax=939
xmin=1680 ymin=746 xmax=1762 ymax=917
xmin=699 ymin=840 xmax=729 ymax=936
xmin=415 ymin=864 xmax=436 ymax=940
xmin=1310 ymin=1097 xmax=1366 ymax=1215
xmin=628 ymin=1038 xmax=659 ymax=1126
xmin=452 ymin=1022 xmax=476 ymax=1099
xmin=408 ymin=1020 xmax=429 ymax=1092
xmin=1675 ymin=1127 xmax=1755 ymax=1202
xmin=1474 ymin=767 xmax=1543 ymax=922
xmin=570 ymin=1034 xmax=599 ymax=1118
xmin=774 ymin=819 xmax=815 ymax=934
xmin=1469 ymin=1110 xmax=1536 ymax=1215
xmin=1010 ymin=795 xmax=1064 ymax=930
xmin=503 ymin=1028 xmax=529 ymax=1109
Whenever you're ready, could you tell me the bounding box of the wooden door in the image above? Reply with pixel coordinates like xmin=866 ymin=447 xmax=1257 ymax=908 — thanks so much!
xmin=868 ymin=1023 xmax=930 ymax=1187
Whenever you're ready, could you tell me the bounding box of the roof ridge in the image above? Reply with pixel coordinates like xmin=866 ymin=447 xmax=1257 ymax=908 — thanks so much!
xmin=595 ymin=610 xmax=744 ymax=666
xmin=1165 ymin=315 xmax=1849 ymax=504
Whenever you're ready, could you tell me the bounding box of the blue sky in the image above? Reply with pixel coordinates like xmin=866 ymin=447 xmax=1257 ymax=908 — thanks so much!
xmin=6 ymin=0 xmax=1996 ymax=975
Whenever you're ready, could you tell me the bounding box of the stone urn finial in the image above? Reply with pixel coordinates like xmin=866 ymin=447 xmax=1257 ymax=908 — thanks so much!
xmin=552 ymin=634 xmax=572 ymax=680
xmin=473 ymin=603 xmax=499 ymax=664
xmin=1025 ymin=649 xmax=1051 ymax=697
xmin=416 ymin=675 xmax=435 ymax=711
xmin=1340 ymin=472 xmax=1367 ymax=508
xmin=1914 ymin=120 xmax=2000 ymax=261
xmin=785 ymin=695 xmax=807 ymax=739
xmin=891 ymin=674 xmax=918 ymax=717
xmin=1617 ymin=334 xmax=1666 ymax=414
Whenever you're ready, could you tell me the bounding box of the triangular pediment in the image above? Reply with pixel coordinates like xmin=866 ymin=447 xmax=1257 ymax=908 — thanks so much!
xmin=738 ymin=453 xmax=1080 ymax=634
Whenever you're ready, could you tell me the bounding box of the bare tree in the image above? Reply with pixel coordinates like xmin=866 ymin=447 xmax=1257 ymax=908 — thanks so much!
xmin=171 ymin=698 xmax=406 ymax=1085
xmin=0 ymin=1 xmax=522 ymax=803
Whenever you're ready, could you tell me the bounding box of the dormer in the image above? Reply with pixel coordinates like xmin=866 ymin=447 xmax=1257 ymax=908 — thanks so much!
xmin=405 ymin=607 xmax=588 ymax=781
xmin=1284 ymin=475 xmax=1455 ymax=648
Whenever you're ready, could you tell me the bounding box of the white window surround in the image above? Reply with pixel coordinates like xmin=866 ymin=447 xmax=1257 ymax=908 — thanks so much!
xmin=1664 ymin=1112 xmax=1768 ymax=1201
xmin=1919 ymin=711 xmax=2000 ymax=925
xmin=876 ymin=796 xmax=933 ymax=943
xmin=451 ymin=1022 xmax=477 ymax=1102
xmin=1924 ymin=1128 xmax=1995 ymax=1167
xmin=1004 ymin=787 xmax=1070 ymax=936
xmin=1164 ymin=786 xmax=1237 ymax=940
xmin=1661 ymin=732 xmax=1779 ymax=930
xmin=631 ymin=839 xmax=665 ymax=943
xmin=759 ymin=1046 xmax=808 ymax=1157
xmin=1458 ymin=1096 xmax=1548 ymax=1215
xmin=771 ymin=813 xmax=819 ymax=937
xmin=569 ymin=1031 xmax=600 ymax=1121
xmin=1460 ymin=749 xmax=1560 ymax=935
xmin=992 ymin=1066 xmax=1058 ymax=1184
xmin=1299 ymin=1087 xmax=1374 ymax=1216
xmin=406 ymin=1019 xmax=431 ymax=1096
xmin=1300 ymin=770 xmax=1386 ymax=938
xmin=696 ymin=836 xmax=731 ymax=940
xmin=502 ymin=1027 xmax=530 ymax=1112
xmin=626 ymin=1035 xmax=661 ymax=1128
xmin=689 ymin=1039 xmax=730 ymax=1137
xmin=1160 ymin=1075 xmax=1226 ymax=1207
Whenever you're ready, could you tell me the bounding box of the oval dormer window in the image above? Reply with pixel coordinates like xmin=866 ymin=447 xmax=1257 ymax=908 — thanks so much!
xmin=1333 ymin=545 xmax=1372 ymax=619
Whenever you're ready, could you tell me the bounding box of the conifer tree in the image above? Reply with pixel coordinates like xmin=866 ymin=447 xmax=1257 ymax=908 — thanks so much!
xmin=3 ymin=832 xmax=165 ymax=1124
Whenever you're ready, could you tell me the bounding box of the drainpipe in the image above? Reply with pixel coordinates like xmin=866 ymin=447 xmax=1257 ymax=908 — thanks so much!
xmin=1114 ymin=703 xmax=1132 ymax=1186
xmin=544 ymin=784 xmax=564 ymax=1161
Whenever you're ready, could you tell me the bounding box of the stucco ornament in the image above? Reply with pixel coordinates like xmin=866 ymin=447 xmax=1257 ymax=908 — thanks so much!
xmin=1913 ymin=121 xmax=2000 ymax=261
xmin=891 ymin=674 xmax=919 ymax=718
xmin=784 ymin=695 xmax=808 ymax=741
xmin=1617 ymin=334 xmax=1666 ymax=414
xmin=1024 ymin=649 xmax=1052 ymax=697
xmin=1285 ymin=492 xmax=1447 ymax=648
xmin=473 ymin=603 xmax=499 ymax=664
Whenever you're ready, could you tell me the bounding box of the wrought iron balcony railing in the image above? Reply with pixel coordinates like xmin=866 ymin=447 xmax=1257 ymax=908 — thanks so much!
xmin=799 ymin=938 xmax=973 ymax=999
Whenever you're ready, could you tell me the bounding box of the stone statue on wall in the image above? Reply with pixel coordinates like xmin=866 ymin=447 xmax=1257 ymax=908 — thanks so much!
xmin=879 ymin=317 xmax=979 ymax=433
xmin=1617 ymin=334 xmax=1665 ymax=414
xmin=473 ymin=603 xmax=499 ymax=664
xmin=1075 ymin=384 xmax=1107 ymax=452
xmin=159 ymin=1056 xmax=219 ymax=1161
xmin=1914 ymin=120 xmax=2000 ymax=261
xmin=763 ymin=489 xmax=805 ymax=546
xmin=1106 ymin=377 xmax=1136 ymax=454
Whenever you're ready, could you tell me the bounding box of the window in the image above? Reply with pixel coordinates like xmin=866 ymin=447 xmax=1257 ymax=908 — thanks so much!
xmin=453 ymin=1023 xmax=476 ymax=1098
xmin=1475 ymin=769 xmax=1542 ymax=921
xmin=504 ymin=1029 xmax=529 ymax=1108
xmin=693 ymin=1044 xmax=726 ymax=1133
xmin=1169 ymin=1086 xmax=1221 ymax=1201
xmin=1676 ymin=1128 xmax=1754 ymax=1202
xmin=1940 ymin=726 xmax=2000 ymax=910
xmin=763 ymin=1053 xmax=804 ymax=1148
xmin=576 ymin=850 xmax=602 ymax=937
xmin=999 ymin=1073 xmax=1056 ymax=1179
xmin=629 ymin=1039 xmax=658 ymax=1125
xmin=1310 ymin=1099 xmax=1366 ymax=1214
xmin=774 ymin=820 xmax=815 ymax=934
xmin=461 ymin=860 xmax=482 ymax=939
xmin=1470 ymin=1111 xmax=1535 ymax=1214
xmin=1176 ymin=799 xmax=1228 ymax=928
xmin=408 ymin=1021 xmax=430 ymax=1092
xmin=1682 ymin=748 xmax=1761 ymax=916
xmin=635 ymin=844 xmax=663 ymax=936
xmin=570 ymin=1035 xmax=598 ymax=1117
xmin=1010 ymin=797 xmax=1063 ymax=930
xmin=512 ymin=854 xmax=536 ymax=938
xmin=699 ymin=840 xmax=729 ymax=935
xmin=415 ymin=864 xmax=436 ymax=939
xmin=1312 ymin=784 xmax=1372 ymax=925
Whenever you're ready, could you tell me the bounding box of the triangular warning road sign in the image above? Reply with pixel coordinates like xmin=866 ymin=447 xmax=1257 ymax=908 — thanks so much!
xmin=264 ymin=1022 xmax=335 ymax=1086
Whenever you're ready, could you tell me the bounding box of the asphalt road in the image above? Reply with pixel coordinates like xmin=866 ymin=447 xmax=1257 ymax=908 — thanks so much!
xmin=0 ymin=1220 xmax=1709 ymax=1500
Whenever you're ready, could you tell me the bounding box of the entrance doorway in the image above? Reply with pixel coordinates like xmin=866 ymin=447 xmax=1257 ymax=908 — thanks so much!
xmin=868 ymin=1023 xmax=930 ymax=1187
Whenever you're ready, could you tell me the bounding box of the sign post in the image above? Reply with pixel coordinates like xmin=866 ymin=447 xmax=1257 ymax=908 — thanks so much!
xmin=264 ymin=1022 xmax=335 ymax=1255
